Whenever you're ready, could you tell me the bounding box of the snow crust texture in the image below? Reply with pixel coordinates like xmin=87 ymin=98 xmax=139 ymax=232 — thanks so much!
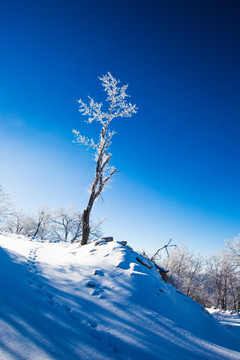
xmin=0 ymin=233 xmax=240 ymax=360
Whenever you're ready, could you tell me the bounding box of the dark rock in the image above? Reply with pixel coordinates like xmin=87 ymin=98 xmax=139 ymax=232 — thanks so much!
xmin=136 ymin=257 xmax=153 ymax=269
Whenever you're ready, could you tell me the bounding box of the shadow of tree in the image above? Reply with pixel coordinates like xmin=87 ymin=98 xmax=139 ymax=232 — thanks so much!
xmin=0 ymin=245 xmax=240 ymax=360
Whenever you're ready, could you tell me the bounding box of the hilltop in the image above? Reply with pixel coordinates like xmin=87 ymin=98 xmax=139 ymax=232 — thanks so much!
xmin=0 ymin=233 xmax=239 ymax=360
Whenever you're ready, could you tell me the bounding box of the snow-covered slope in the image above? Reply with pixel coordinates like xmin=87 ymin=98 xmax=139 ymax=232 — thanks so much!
xmin=207 ymin=308 xmax=240 ymax=340
xmin=0 ymin=233 xmax=239 ymax=360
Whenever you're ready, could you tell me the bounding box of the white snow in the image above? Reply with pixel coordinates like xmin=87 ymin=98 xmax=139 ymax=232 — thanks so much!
xmin=0 ymin=233 xmax=240 ymax=360
xmin=207 ymin=307 xmax=240 ymax=340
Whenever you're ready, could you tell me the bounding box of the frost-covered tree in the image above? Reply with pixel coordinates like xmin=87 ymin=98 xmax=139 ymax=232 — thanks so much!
xmin=161 ymin=244 xmax=205 ymax=303
xmin=4 ymin=206 xmax=50 ymax=239
xmin=28 ymin=205 xmax=52 ymax=240
xmin=51 ymin=204 xmax=82 ymax=243
xmin=205 ymin=250 xmax=239 ymax=310
xmin=227 ymin=234 xmax=240 ymax=266
xmin=0 ymin=185 xmax=12 ymax=229
xmin=5 ymin=210 xmax=32 ymax=235
xmin=73 ymin=73 xmax=137 ymax=245
xmin=50 ymin=204 xmax=103 ymax=243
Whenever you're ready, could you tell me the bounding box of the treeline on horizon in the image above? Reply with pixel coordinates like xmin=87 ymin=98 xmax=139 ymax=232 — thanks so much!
xmin=0 ymin=184 xmax=240 ymax=313
xmin=0 ymin=184 xmax=102 ymax=244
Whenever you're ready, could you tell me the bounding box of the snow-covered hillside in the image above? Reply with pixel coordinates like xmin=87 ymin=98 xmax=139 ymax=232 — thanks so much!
xmin=207 ymin=308 xmax=240 ymax=340
xmin=0 ymin=233 xmax=239 ymax=360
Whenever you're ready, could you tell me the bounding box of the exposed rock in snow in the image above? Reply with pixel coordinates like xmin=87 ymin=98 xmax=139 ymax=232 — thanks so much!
xmin=136 ymin=256 xmax=153 ymax=269
xmin=0 ymin=233 xmax=240 ymax=360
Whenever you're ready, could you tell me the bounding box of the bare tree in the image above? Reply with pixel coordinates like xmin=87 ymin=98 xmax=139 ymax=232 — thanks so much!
xmin=151 ymin=239 xmax=176 ymax=261
xmin=73 ymin=72 xmax=137 ymax=245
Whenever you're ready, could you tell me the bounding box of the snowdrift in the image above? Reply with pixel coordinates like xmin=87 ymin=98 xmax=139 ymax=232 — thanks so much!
xmin=0 ymin=233 xmax=239 ymax=360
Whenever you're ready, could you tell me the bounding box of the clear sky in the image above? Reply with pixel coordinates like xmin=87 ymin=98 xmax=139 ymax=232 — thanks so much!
xmin=0 ymin=0 xmax=240 ymax=256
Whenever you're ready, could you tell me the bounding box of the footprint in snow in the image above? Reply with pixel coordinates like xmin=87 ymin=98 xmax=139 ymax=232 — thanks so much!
xmin=83 ymin=319 xmax=98 ymax=328
xmin=91 ymin=288 xmax=105 ymax=297
xmin=90 ymin=330 xmax=102 ymax=341
xmin=89 ymin=331 xmax=124 ymax=359
xmin=108 ymin=342 xmax=121 ymax=355
xmin=88 ymin=319 xmax=97 ymax=328
xmin=68 ymin=312 xmax=80 ymax=321
xmin=28 ymin=275 xmax=36 ymax=281
xmin=48 ymin=299 xmax=55 ymax=306
xmin=62 ymin=304 xmax=72 ymax=312
xmin=86 ymin=281 xmax=105 ymax=298
xmin=46 ymin=291 xmax=53 ymax=299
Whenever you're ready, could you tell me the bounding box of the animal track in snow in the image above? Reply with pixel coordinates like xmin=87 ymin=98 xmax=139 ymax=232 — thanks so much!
xmin=26 ymin=245 xmax=104 ymax=332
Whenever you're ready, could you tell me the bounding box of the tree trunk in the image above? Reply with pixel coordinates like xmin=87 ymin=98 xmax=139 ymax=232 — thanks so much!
xmin=33 ymin=222 xmax=41 ymax=238
xmin=81 ymin=208 xmax=91 ymax=245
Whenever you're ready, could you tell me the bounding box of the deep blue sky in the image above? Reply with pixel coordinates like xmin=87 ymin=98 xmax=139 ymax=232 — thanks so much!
xmin=0 ymin=0 xmax=240 ymax=255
